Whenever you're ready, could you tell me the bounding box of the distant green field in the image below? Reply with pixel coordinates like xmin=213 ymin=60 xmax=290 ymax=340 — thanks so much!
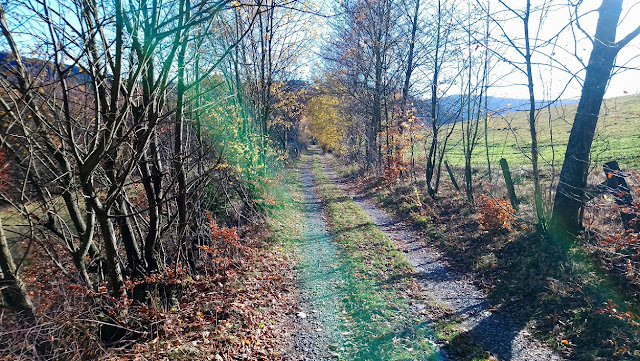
xmin=432 ymin=94 xmax=640 ymax=171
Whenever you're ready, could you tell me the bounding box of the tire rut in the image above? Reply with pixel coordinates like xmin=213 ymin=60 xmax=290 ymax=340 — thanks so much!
xmin=289 ymin=158 xmax=348 ymax=361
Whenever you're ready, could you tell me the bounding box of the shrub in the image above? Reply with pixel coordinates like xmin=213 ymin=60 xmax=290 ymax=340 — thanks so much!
xmin=477 ymin=195 xmax=515 ymax=232
xmin=196 ymin=212 xmax=244 ymax=275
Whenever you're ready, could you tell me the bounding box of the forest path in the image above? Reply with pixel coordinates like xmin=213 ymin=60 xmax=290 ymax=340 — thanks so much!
xmin=289 ymin=157 xmax=348 ymax=360
xmin=319 ymin=155 xmax=563 ymax=361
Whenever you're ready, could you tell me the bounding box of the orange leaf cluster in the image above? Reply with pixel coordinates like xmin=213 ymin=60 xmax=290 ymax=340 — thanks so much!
xmin=196 ymin=212 xmax=244 ymax=275
xmin=477 ymin=195 xmax=515 ymax=232
xmin=381 ymin=126 xmax=409 ymax=184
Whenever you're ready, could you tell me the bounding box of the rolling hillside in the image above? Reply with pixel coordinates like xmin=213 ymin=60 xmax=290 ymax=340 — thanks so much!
xmin=441 ymin=93 xmax=640 ymax=170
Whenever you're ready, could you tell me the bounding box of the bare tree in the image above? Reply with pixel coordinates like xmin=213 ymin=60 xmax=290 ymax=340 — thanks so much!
xmin=551 ymin=0 xmax=640 ymax=240
xmin=458 ymin=1 xmax=488 ymax=203
xmin=486 ymin=0 xmax=564 ymax=226
xmin=422 ymin=0 xmax=462 ymax=197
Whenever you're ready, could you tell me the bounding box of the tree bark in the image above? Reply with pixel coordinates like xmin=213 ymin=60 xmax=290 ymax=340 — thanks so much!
xmin=524 ymin=0 xmax=546 ymax=226
xmin=425 ymin=0 xmax=442 ymax=197
xmin=551 ymin=0 xmax=633 ymax=240
xmin=0 ymin=216 xmax=36 ymax=322
xmin=174 ymin=0 xmax=190 ymax=248
xmin=372 ymin=42 xmax=383 ymax=172
xmin=402 ymin=0 xmax=420 ymax=107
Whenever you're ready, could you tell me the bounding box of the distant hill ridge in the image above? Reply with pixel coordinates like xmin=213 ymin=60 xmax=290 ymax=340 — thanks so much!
xmin=411 ymin=95 xmax=580 ymax=124
xmin=0 ymin=51 xmax=92 ymax=83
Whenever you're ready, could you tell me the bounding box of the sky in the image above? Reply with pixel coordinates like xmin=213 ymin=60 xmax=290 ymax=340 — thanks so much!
xmin=488 ymin=0 xmax=640 ymax=100
xmin=300 ymin=0 xmax=640 ymax=101
xmin=7 ymin=0 xmax=636 ymax=102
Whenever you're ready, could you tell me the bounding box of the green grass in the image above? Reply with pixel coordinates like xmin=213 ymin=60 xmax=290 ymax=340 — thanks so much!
xmin=265 ymin=164 xmax=305 ymax=252
xmin=310 ymin=154 xmax=438 ymax=361
xmin=429 ymin=94 xmax=640 ymax=170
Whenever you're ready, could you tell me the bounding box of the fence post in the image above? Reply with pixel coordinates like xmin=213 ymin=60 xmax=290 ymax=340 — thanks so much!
xmin=500 ymin=158 xmax=519 ymax=210
xmin=445 ymin=160 xmax=461 ymax=194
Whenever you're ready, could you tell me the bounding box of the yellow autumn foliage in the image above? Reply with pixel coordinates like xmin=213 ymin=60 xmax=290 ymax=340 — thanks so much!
xmin=306 ymin=95 xmax=348 ymax=154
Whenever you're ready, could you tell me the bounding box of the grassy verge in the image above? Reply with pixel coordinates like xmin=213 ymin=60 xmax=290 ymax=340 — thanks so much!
xmin=265 ymin=163 xmax=305 ymax=252
xmin=310 ymin=154 xmax=437 ymax=361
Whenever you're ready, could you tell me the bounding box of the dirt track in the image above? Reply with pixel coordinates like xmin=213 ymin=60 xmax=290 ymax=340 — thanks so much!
xmin=321 ymin=156 xmax=563 ymax=361
xmin=289 ymin=158 xmax=348 ymax=361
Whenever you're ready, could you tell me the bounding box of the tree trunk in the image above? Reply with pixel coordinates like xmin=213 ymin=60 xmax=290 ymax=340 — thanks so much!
xmin=174 ymin=0 xmax=190 ymax=248
xmin=372 ymin=43 xmax=383 ymax=172
xmin=0 ymin=215 xmax=53 ymax=359
xmin=0 ymin=216 xmax=36 ymax=322
xmin=524 ymin=0 xmax=546 ymax=227
xmin=115 ymin=196 xmax=144 ymax=277
xmin=425 ymin=0 xmax=441 ymax=197
xmin=483 ymin=1 xmax=491 ymax=183
xmin=141 ymin=154 xmax=161 ymax=271
xmin=445 ymin=160 xmax=461 ymax=193
xmin=89 ymin=198 xmax=125 ymax=296
xmin=551 ymin=0 xmax=628 ymax=240
xmin=402 ymin=0 xmax=420 ymax=107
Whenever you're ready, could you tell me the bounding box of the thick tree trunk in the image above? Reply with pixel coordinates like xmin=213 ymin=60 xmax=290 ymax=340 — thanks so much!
xmin=141 ymin=154 xmax=161 ymax=271
xmin=551 ymin=0 xmax=625 ymax=240
xmin=88 ymin=196 xmax=125 ymax=296
xmin=115 ymin=196 xmax=144 ymax=277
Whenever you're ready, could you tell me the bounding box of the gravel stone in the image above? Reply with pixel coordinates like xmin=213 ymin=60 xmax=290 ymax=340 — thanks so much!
xmin=288 ymin=159 xmax=348 ymax=361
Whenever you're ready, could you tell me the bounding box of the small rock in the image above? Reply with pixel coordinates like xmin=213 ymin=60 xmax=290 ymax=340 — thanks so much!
xmin=297 ymin=311 xmax=307 ymax=319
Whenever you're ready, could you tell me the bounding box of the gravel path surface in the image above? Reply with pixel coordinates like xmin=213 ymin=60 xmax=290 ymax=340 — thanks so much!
xmin=321 ymin=157 xmax=563 ymax=361
xmin=289 ymin=159 xmax=348 ymax=361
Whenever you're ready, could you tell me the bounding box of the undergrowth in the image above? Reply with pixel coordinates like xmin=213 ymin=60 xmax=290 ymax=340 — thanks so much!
xmin=1 ymin=174 xmax=303 ymax=361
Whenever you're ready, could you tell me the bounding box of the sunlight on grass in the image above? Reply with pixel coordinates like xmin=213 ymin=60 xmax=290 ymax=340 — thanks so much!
xmin=427 ymin=94 xmax=640 ymax=170
xmin=311 ymin=153 xmax=440 ymax=361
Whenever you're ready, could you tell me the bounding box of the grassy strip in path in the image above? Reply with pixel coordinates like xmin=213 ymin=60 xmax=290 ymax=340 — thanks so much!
xmin=266 ymin=157 xmax=349 ymax=359
xmin=311 ymin=154 xmax=437 ymax=361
